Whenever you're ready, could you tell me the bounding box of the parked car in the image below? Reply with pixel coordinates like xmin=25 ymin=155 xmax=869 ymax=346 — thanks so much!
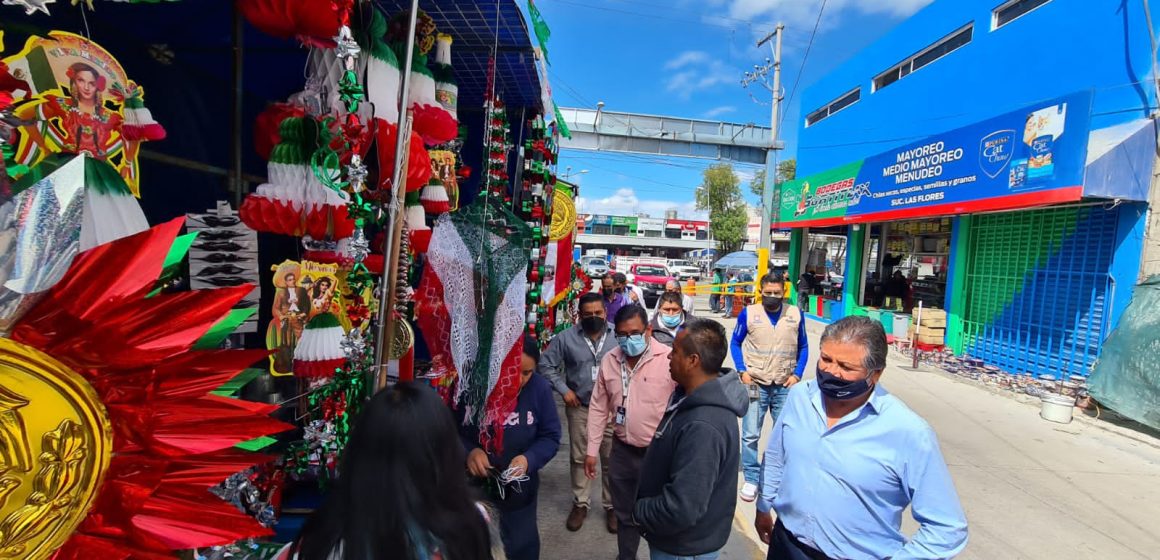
xmin=626 ymin=263 xmax=674 ymax=308
xmin=580 ymin=256 xmax=610 ymax=279
xmin=667 ymin=259 xmax=701 ymax=281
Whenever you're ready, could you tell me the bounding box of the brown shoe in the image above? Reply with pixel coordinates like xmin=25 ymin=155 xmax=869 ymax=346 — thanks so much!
xmin=605 ymin=508 xmax=618 ymax=534
xmin=566 ymin=505 xmax=588 ymax=532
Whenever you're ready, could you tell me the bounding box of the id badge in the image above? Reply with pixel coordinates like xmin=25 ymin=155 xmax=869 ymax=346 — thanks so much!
xmin=591 ymin=365 xmax=600 ymax=382
xmin=614 ymin=406 xmax=627 ymax=426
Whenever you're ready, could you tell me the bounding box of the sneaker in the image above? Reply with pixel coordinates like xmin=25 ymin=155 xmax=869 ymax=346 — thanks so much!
xmin=566 ymin=504 xmax=588 ymax=532
xmin=740 ymin=482 xmax=758 ymax=502
xmin=605 ymin=508 xmax=618 ymax=534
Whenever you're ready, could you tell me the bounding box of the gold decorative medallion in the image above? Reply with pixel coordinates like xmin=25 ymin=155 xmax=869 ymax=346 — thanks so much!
xmin=549 ymin=193 xmax=577 ymax=242
xmin=388 ymin=321 xmax=414 ymax=360
xmin=0 ymin=338 xmax=111 ymax=560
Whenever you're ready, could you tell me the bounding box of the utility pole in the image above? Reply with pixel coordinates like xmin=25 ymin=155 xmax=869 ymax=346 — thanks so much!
xmin=744 ymin=23 xmax=784 ymax=301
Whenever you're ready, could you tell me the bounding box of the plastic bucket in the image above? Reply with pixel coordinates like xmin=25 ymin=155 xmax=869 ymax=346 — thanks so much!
xmin=1040 ymin=395 xmax=1076 ymax=424
xmin=892 ymin=314 xmax=911 ymax=339
xmin=879 ymin=311 xmax=894 ymax=332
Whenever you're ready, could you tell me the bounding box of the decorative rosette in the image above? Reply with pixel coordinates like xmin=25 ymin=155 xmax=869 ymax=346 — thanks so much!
xmin=293 ymin=312 xmax=347 ymax=378
xmin=375 ymin=120 xmax=432 ymax=193
xmin=237 ymin=0 xmax=342 ymax=48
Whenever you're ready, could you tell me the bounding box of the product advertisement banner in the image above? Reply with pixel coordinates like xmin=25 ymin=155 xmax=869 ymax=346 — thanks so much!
xmin=776 ymin=91 xmax=1093 ymax=227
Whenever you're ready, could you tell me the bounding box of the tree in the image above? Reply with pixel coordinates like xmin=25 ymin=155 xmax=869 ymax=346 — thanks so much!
xmin=696 ymin=163 xmax=748 ymax=255
xmin=748 ymin=158 xmax=798 ymax=197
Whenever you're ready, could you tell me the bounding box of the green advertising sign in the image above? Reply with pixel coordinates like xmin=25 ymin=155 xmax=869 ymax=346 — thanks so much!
xmin=776 ymin=160 xmax=864 ymax=225
xmin=611 ymin=216 xmax=638 ymax=229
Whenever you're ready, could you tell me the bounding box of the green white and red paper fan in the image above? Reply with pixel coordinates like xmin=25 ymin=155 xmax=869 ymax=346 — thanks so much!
xmin=420 ymin=175 xmax=451 ymax=214
xmin=432 ymin=33 xmax=458 ymax=121
xmin=240 ymin=116 xmax=355 ymax=240
xmin=293 ymin=312 xmax=347 ymax=379
xmin=405 ymin=190 xmax=431 ymax=253
xmin=110 ymin=82 xmax=166 ymax=142
xmin=362 ymin=5 xmax=401 ymax=125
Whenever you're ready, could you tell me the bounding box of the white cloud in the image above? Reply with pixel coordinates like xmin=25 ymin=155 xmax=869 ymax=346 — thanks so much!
xmin=576 ymin=188 xmax=708 ymax=220
xmin=703 ymin=105 xmax=737 ymax=118
xmin=663 ymin=52 xmax=738 ymax=99
xmin=728 ymin=0 xmax=933 ymax=23
xmin=665 ymin=50 xmax=710 ymax=70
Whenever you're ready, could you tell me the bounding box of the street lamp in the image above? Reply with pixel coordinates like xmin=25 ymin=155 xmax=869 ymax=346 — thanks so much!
xmin=561 ymin=167 xmax=589 ymax=181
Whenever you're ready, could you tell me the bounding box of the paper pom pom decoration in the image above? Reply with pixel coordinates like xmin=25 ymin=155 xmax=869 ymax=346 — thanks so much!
xmin=405 ymin=190 xmax=431 ymax=253
xmin=237 ymin=0 xmax=341 ymax=47
xmin=375 ymin=120 xmax=432 ymax=193
xmin=293 ymin=312 xmax=347 ymax=379
xmin=432 ymin=34 xmax=458 ymax=121
xmin=420 ymin=176 xmax=451 ymax=214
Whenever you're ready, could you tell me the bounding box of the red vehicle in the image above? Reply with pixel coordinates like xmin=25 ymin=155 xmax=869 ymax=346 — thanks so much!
xmin=626 ymin=263 xmax=675 ymax=308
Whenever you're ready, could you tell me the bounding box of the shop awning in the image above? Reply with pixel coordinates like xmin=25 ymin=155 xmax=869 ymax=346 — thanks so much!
xmin=775 ymin=92 xmax=1158 ymax=228
xmin=1083 ymin=118 xmax=1156 ymax=201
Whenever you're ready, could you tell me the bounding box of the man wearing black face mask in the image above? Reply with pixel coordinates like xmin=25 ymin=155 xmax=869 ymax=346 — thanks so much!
xmin=540 ymin=292 xmax=619 ymax=533
xmin=730 ymin=273 xmax=808 ymax=503
xmin=753 ymin=316 xmax=968 ymax=560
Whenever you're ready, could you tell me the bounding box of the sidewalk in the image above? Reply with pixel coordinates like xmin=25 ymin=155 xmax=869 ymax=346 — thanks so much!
xmin=725 ymin=311 xmax=1160 ymax=560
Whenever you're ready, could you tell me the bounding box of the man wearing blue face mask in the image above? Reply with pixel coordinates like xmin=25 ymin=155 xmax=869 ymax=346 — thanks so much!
xmin=754 ymin=316 xmax=968 ymax=560
xmin=649 ymin=292 xmax=693 ymax=347
xmin=587 ymin=304 xmax=676 ymax=560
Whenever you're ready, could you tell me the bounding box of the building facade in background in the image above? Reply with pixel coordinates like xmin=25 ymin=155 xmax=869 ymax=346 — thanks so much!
xmin=779 ymin=0 xmax=1160 ymax=380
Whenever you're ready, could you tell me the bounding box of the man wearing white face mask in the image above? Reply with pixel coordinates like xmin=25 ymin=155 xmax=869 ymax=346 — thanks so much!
xmin=587 ymin=304 xmax=677 ymax=560
xmin=650 ymin=292 xmax=694 ymax=347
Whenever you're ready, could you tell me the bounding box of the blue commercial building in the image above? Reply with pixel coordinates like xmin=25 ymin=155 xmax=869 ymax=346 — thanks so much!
xmin=781 ymin=0 xmax=1159 ymax=380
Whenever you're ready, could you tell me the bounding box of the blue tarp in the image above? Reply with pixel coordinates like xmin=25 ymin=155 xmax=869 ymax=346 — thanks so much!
xmin=1083 ymin=119 xmax=1156 ymax=201
xmin=713 ymin=251 xmax=758 ymax=270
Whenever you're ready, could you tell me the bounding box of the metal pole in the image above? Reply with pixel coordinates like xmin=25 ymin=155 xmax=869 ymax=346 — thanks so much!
xmin=756 ymin=22 xmax=783 ymax=301
xmin=231 ymin=9 xmax=245 ymax=208
xmin=373 ymin=0 xmax=421 ymax=390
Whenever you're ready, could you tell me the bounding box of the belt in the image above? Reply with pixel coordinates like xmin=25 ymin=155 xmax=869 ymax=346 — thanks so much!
xmin=774 ymin=519 xmax=832 ymax=560
xmin=612 ymin=437 xmax=648 ymax=453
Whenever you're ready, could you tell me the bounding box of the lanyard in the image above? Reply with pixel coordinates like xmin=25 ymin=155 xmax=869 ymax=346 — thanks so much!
xmin=583 ymin=330 xmax=608 ymax=361
xmin=619 ymin=353 xmax=648 ymax=404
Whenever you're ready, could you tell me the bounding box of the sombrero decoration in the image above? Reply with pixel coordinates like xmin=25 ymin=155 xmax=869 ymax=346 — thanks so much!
xmin=292 ymin=312 xmax=347 ymax=379
xmin=240 ymin=116 xmax=355 ymax=241
xmin=0 ymin=218 xmax=291 ymax=559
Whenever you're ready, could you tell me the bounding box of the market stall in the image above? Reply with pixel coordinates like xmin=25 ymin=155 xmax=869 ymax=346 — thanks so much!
xmin=0 ymin=0 xmax=579 ymax=557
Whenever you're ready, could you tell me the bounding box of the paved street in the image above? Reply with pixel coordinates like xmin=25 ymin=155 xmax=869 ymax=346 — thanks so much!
xmin=539 ymin=297 xmax=1160 ymax=559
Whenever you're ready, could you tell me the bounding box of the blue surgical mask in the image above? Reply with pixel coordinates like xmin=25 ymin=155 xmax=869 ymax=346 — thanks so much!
xmin=660 ymin=313 xmax=682 ymax=328
xmin=617 ymin=334 xmax=649 ymax=357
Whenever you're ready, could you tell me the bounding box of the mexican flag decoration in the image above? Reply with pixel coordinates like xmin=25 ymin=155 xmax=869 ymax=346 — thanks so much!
xmin=362 ymin=4 xmax=401 ymax=125
xmin=544 ymin=180 xmax=577 ymax=307
xmin=415 ymin=204 xmax=531 ymax=451
xmin=404 ymin=189 xmax=431 ymax=253
xmin=293 ymin=312 xmax=347 ymax=379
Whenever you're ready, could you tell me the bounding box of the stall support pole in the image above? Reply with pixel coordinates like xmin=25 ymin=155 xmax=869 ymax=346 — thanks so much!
xmin=374 ymin=0 xmax=421 ymax=391
xmin=231 ymin=9 xmax=245 ymax=208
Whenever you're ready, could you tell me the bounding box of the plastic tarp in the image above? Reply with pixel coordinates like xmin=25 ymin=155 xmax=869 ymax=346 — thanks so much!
xmin=1088 ymin=276 xmax=1160 ymax=431
xmin=1082 ymin=119 xmax=1156 ymax=201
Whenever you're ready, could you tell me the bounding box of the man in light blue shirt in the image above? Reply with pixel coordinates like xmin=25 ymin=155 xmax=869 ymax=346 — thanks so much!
xmin=755 ymin=316 xmax=968 ymax=560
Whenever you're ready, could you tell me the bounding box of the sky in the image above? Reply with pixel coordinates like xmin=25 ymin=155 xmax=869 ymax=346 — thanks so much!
xmin=534 ymin=0 xmax=936 ymax=219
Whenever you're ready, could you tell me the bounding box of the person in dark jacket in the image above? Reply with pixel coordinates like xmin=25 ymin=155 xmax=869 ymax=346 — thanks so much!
xmin=463 ymin=336 xmax=562 ymax=560
xmin=633 ymin=318 xmax=750 ymax=560
xmin=650 ymin=291 xmax=694 ymax=347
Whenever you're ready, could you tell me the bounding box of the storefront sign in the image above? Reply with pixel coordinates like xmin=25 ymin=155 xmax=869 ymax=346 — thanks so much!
xmin=637 ymin=217 xmax=665 ymax=231
xmin=591 ymin=214 xmax=612 ymax=226
xmin=776 ymin=91 xmax=1093 ymax=227
xmin=666 ymin=219 xmax=706 ymax=230
xmin=611 ymin=215 xmax=637 ymax=228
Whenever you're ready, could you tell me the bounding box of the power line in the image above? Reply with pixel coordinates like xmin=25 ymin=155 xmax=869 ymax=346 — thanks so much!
xmin=779 ymin=0 xmax=828 ymax=133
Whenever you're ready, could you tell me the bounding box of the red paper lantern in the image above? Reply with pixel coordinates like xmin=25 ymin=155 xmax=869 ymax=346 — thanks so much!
xmin=237 ymin=0 xmax=342 ymax=47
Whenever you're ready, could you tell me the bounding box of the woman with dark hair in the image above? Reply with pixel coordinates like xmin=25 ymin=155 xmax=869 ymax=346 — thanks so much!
xmin=281 ymin=382 xmax=505 ymax=560
xmin=463 ymin=336 xmax=562 ymax=560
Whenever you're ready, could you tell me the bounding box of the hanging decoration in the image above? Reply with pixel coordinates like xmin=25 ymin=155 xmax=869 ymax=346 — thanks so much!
xmin=429 ymin=149 xmax=460 ymax=212
xmin=236 ymin=0 xmax=341 ymax=48
xmin=265 ymin=259 xmax=341 ymax=376
xmin=293 ymin=312 xmax=348 ymax=379
xmin=4 ymin=31 xmax=165 ymax=196
xmin=388 ymin=10 xmax=458 ymax=147
xmin=404 ymin=189 xmax=431 ymax=253
xmin=0 ymin=219 xmax=291 ymax=559
xmin=415 ymin=204 xmax=530 ymax=452
xmin=432 ymin=34 xmax=458 ymax=121
xmin=483 ymin=96 xmax=511 ymax=202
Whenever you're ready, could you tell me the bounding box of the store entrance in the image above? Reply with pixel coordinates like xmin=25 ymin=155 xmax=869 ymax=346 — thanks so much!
xmin=860 ymin=218 xmax=951 ymax=312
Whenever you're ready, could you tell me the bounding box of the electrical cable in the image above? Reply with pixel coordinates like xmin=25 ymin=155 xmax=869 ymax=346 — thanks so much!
xmin=779 ymin=0 xmax=828 ymax=134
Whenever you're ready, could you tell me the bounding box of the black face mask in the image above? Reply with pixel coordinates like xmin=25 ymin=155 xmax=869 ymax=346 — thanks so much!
xmin=762 ymin=297 xmax=782 ymax=313
xmin=816 ymin=365 xmax=875 ymax=400
xmin=580 ymin=316 xmax=605 ymax=334
xmin=603 ymin=288 xmax=615 ymax=297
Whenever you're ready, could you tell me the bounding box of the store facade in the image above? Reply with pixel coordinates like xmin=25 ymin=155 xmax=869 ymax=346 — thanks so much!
xmin=779 ymin=90 xmax=1154 ymax=380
